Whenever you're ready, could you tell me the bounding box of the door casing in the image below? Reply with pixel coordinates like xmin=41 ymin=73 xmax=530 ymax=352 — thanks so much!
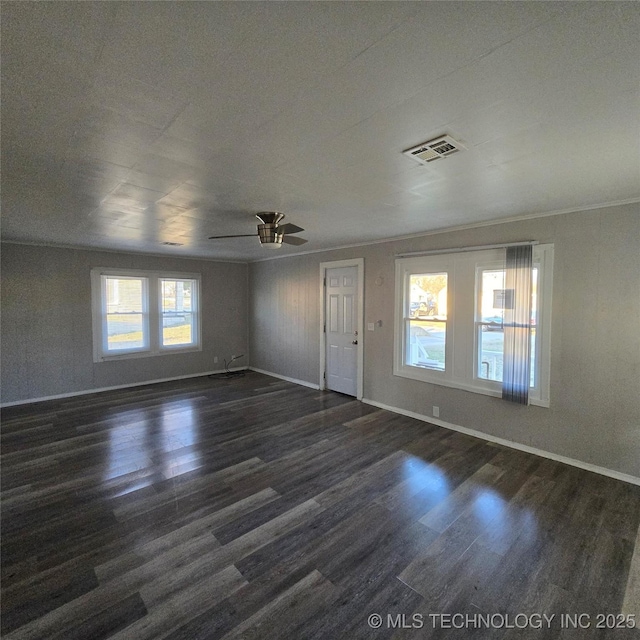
xmin=319 ymin=258 xmax=364 ymax=399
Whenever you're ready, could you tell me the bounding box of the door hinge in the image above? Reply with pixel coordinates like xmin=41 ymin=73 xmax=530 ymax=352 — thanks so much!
xmin=323 ymin=277 xmax=326 ymax=287
xmin=323 ymin=324 xmax=326 ymax=333
xmin=324 ymin=371 xmax=326 ymax=380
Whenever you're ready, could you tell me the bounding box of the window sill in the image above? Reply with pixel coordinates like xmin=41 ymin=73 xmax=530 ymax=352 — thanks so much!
xmin=94 ymin=346 xmax=202 ymax=363
xmin=393 ymin=368 xmax=549 ymax=408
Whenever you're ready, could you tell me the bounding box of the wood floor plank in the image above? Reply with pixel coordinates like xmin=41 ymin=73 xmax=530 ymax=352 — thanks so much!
xmin=49 ymin=592 xmax=148 ymax=640
xmin=1 ymin=566 xmax=99 ymax=635
xmin=109 ymin=566 xmax=247 ymax=640
xmin=417 ymin=462 xmax=505 ymax=532
xmin=304 ymin=576 xmax=423 ymax=640
xmin=218 ymin=569 xmax=338 ymax=640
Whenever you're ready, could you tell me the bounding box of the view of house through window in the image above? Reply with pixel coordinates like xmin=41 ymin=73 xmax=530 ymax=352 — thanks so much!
xmin=406 ymin=273 xmax=447 ymax=371
xmin=476 ymin=267 xmax=538 ymax=387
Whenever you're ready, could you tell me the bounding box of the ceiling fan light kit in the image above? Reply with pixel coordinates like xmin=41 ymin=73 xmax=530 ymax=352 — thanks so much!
xmin=258 ymin=226 xmax=284 ymax=249
xmin=208 ymin=211 xmax=308 ymax=249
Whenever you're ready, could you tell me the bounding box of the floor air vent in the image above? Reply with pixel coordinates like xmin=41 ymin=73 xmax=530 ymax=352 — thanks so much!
xmin=403 ymin=135 xmax=465 ymax=165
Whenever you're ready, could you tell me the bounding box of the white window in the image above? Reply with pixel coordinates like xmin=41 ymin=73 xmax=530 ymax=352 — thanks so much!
xmin=394 ymin=245 xmax=553 ymax=406
xmin=160 ymin=278 xmax=198 ymax=349
xmin=91 ymin=268 xmax=201 ymax=362
xmin=400 ymin=261 xmax=452 ymax=378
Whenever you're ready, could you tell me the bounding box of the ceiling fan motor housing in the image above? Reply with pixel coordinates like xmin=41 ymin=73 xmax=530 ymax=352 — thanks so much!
xmin=255 ymin=212 xmax=284 ymax=225
xmin=256 ymin=212 xmax=285 ymax=248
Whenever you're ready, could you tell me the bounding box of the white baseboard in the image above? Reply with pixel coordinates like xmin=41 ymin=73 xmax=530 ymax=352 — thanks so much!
xmin=0 ymin=367 xmax=248 ymax=408
xmin=249 ymin=367 xmax=320 ymax=390
xmin=362 ymin=397 xmax=640 ymax=487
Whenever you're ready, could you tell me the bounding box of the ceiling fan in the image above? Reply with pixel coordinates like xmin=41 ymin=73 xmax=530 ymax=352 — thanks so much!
xmin=208 ymin=212 xmax=308 ymax=249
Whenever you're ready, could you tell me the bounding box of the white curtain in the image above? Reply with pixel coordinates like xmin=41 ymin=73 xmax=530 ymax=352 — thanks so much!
xmin=502 ymin=245 xmax=532 ymax=404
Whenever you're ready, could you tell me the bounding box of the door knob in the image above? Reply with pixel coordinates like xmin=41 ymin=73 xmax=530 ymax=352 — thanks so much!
xmin=352 ymin=340 xmax=358 ymax=345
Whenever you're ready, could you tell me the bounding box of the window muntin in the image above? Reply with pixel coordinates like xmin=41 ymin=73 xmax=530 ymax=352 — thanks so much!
xmin=92 ymin=269 xmax=201 ymax=362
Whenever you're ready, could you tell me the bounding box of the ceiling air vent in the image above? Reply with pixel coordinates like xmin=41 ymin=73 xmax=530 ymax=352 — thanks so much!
xmin=162 ymin=241 xmax=182 ymax=246
xmin=403 ymin=135 xmax=465 ymax=165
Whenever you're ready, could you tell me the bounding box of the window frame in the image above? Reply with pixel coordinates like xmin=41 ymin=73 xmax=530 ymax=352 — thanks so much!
xmin=91 ymin=268 xmax=201 ymax=362
xmin=395 ymin=256 xmax=454 ymax=385
xmin=394 ymin=245 xmax=553 ymax=407
xmin=99 ymin=273 xmax=150 ymax=358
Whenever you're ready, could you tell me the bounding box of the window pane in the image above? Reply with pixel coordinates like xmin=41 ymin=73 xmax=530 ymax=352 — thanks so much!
xmin=162 ymin=314 xmax=193 ymax=346
xmin=406 ymin=273 xmax=447 ymax=371
xmin=104 ymin=277 xmax=146 ymax=352
xmin=161 ymin=279 xmax=196 ymax=347
xmin=478 ymin=328 xmax=504 ymax=381
xmin=479 ymin=269 xmax=505 ymax=328
xmin=162 ymin=280 xmax=175 ymax=312
xmin=106 ymin=277 xmax=143 ymax=313
xmin=162 ymin=279 xmax=193 ymax=313
xmin=107 ymin=313 xmax=145 ymax=350
xmin=406 ymin=319 xmax=446 ymax=371
xmin=408 ymin=273 xmax=447 ymax=319
xmin=477 ymin=269 xmax=505 ymax=381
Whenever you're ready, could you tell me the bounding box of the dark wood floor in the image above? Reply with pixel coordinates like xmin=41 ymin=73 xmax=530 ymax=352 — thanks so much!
xmin=1 ymin=372 xmax=639 ymax=639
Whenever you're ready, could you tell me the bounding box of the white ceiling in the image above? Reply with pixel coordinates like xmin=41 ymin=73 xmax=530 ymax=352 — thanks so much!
xmin=2 ymin=2 xmax=639 ymax=261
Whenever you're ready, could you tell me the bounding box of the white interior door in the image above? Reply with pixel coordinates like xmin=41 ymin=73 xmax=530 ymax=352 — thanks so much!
xmin=325 ymin=266 xmax=358 ymax=396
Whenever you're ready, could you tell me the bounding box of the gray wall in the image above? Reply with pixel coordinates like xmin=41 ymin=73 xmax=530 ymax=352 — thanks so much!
xmin=249 ymin=202 xmax=640 ymax=478
xmin=1 ymin=244 xmax=248 ymax=403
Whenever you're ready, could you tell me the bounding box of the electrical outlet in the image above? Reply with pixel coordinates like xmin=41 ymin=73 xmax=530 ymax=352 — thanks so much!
xmin=367 ymin=323 xmax=375 ymax=331
xmin=433 ymin=406 xmax=440 ymax=418
xmin=214 ymin=356 xmax=218 ymax=364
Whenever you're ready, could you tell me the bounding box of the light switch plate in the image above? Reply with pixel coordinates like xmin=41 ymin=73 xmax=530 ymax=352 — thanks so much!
xmin=367 ymin=323 xmax=375 ymax=331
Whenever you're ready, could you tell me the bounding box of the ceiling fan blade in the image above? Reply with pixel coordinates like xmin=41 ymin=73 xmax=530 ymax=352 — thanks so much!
xmin=208 ymin=234 xmax=257 ymax=239
xmin=282 ymin=236 xmax=308 ymax=246
xmin=277 ymin=223 xmax=304 ymax=235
